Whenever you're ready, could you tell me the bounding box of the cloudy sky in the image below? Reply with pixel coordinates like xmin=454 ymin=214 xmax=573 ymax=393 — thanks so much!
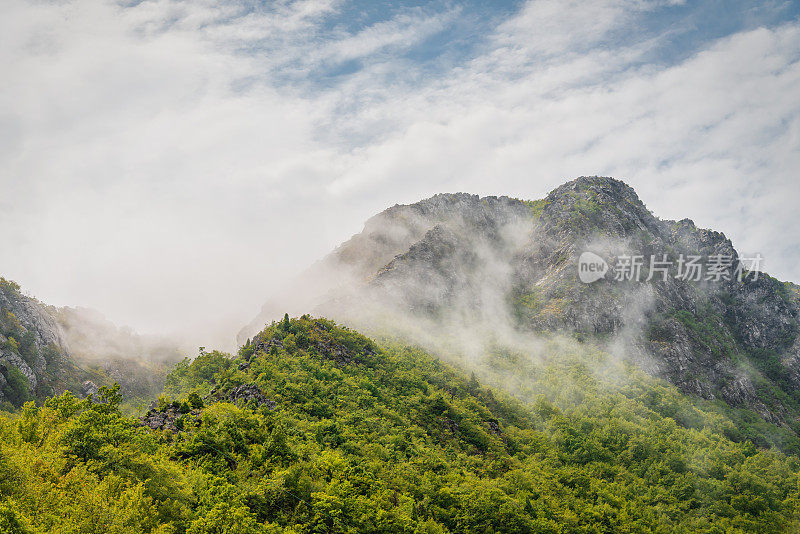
xmin=2 ymin=0 xmax=799 ymax=348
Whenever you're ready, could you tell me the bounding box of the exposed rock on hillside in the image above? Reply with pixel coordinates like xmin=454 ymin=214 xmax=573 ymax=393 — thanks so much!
xmin=242 ymin=177 xmax=800 ymax=425
xmin=213 ymin=384 xmax=277 ymax=409
xmin=0 ymin=278 xmax=184 ymax=407
xmin=1 ymin=278 xmax=74 ymax=403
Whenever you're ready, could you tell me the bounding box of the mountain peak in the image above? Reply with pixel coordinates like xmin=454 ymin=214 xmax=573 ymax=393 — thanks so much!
xmin=540 ymin=175 xmax=660 ymax=237
xmin=242 ymin=176 xmax=800 ymax=426
xmin=546 ymin=175 xmax=645 ymax=209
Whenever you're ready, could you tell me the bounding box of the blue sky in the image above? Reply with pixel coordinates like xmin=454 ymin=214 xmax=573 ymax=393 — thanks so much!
xmin=1 ymin=0 xmax=799 ymax=347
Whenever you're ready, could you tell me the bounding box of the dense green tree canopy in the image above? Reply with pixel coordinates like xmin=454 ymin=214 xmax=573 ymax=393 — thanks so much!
xmin=1 ymin=316 xmax=800 ymax=532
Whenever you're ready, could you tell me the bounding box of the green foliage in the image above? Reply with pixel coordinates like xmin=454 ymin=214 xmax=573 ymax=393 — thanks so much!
xmin=18 ymin=331 xmax=37 ymax=366
xmin=1 ymin=311 xmax=23 ymax=340
xmin=556 ymin=190 xmax=605 ymax=232
xmin=188 ymin=392 xmax=204 ymax=410
xmin=0 ymin=278 xmax=21 ymax=295
xmin=164 ymin=350 xmax=233 ymax=399
xmin=0 ymin=500 xmax=31 ymax=534
xmin=521 ymin=198 xmax=550 ymax=220
xmin=0 ymin=382 xmax=193 ymax=532
xmin=672 ymin=307 xmax=739 ymax=359
xmin=0 ymin=365 xmax=31 ymax=408
xmin=2 ymin=317 xmax=800 ymax=532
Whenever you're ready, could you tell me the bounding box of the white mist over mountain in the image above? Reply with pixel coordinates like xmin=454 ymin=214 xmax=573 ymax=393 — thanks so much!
xmin=1 ymin=1 xmax=798 ymax=348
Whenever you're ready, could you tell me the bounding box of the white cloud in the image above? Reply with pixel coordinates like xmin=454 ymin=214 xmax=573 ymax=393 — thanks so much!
xmin=1 ymin=0 xmax=798 ymax=348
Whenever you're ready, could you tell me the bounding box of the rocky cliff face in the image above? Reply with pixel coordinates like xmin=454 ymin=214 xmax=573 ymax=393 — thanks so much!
xmin=0 ymin=278 xmax=74 ymax=403
xmin=511 ymin=178 xmax=799 ymax=423
xmin=0 ymin=279 xmax=183 ymax=408
xmin=242 ymin=176 xmax=800 ymax=425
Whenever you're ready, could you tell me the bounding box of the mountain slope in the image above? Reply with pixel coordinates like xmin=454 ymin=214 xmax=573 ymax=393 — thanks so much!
xmin=0 ymin=278 xmax=183 ymax=408
xmin=1 ymin=278 xmax=80 ymax=405
xmin=3 ymin=316 xmax=800 ymax=532
xmin=240 ymin=177 xmax=800 ymax=427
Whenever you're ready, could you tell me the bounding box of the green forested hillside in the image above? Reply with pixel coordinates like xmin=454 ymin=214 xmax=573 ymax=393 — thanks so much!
xmin=2 ymin=316 xmax=800 ymax=533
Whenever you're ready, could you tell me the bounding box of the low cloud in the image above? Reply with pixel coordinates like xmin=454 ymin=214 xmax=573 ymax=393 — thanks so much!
xmin=0 ymin=0 xmax=798 ymax=349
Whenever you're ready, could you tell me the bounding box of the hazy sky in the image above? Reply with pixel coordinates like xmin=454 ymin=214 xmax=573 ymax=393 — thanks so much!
xmin=2 ymin=0 xmax=799 ymax=349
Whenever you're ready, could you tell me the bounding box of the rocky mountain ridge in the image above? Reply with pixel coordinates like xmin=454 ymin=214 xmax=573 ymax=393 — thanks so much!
xmin=242 ymin=176 xmax=800 ymax=426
